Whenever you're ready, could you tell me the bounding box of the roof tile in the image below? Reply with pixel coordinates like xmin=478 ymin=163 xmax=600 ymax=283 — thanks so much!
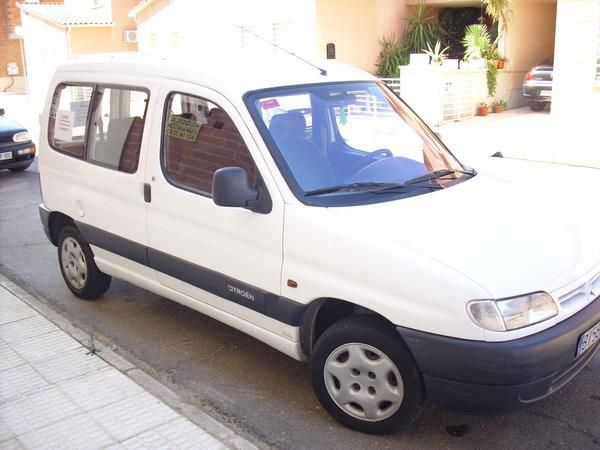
xmin=17 ymin=2 xmax=115 ymax=27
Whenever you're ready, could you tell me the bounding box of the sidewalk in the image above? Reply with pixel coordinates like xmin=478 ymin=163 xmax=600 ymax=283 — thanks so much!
xmin=0 ymin=276 xmax=255 ymax=450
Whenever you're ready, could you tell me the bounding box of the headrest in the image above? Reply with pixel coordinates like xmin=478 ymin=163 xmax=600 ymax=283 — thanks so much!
xmin=107 ymin=117 xmax=135 ymax=142
xmin=207 ymin=108 xmax=231 ymax=129
xmin=269 ymin=112 xmax=306 ymax=141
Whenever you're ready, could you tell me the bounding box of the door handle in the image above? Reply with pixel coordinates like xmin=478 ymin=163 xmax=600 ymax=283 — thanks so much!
xmin=143 ymin=183 xmax=151 ymax=203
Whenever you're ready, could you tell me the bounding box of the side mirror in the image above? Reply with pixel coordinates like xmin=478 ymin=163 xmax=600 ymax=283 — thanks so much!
xmin=0 ymin=108 xmax=4 ymax=116
xmin=212 ymin=167 xmax=258 ymax=209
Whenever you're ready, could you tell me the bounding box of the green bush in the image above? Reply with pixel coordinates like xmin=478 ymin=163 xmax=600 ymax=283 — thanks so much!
xmin=403 ymin=1 xmax=439 ymax=54
xmin=376 ymin=34 xmax=409 ymax=78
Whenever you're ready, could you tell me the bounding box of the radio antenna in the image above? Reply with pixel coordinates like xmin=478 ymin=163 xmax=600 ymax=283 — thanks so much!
xmin=233 ymin=23 xmax=328 ymax=77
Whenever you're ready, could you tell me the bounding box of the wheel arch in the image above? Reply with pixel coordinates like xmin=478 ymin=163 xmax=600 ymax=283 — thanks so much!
xmin=299 ymin=297 xmax=395 ymax=358
xmin=47 ymin=211 xmax=76 ymax=246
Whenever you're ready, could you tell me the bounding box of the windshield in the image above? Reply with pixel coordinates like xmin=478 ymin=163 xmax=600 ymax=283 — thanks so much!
xmin=246 ymin=82 xmax=470 ymax=206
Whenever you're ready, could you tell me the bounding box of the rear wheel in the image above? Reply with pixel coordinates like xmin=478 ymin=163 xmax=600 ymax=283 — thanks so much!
xmin=57 ymin=225 xmax=111 ymax=299
xmin=310 ymin=315 xmax=425 ymax=434
xmin=528 ymin=101 xmax=546 ymax=112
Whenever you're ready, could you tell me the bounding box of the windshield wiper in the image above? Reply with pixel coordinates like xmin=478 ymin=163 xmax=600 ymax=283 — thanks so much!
xmin=304 ymin=181 xmax=441 ymax=197
xmin=403 ymin=168 xmax=476 ymax=186
xmin=305 ymin=182 xmax=398 ymax=196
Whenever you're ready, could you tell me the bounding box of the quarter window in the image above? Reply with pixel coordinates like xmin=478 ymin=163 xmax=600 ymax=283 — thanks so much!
xmin=48 ymin=84 xmax=93 ymax=158
xmin=162 ymin=92 xmax=257 ymax=195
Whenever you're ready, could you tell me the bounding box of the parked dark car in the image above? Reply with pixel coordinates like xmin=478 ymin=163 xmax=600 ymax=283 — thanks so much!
xmin=523 ymin=57 xmax=553 ymax=111
xmin=0 ymin=108 xmax=36 ymax=172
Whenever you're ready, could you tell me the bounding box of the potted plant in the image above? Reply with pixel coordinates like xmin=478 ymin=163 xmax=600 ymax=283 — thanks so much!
xmin=492 ymin=99 xmax=507 ymax=113
xmin=462 ymin=25 xmax=498 ymax=97
xmin=423 ymin=40 xmax=450 ymax=65
xmin=479 ymin=102 xmax=489 ymax=116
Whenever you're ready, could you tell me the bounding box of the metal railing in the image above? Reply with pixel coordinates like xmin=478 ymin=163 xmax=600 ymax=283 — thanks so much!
xmin=379 ymin=78 xmax=401 ymax=96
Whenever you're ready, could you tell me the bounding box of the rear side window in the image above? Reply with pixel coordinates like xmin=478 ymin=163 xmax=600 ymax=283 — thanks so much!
xmin=87 ymin=87 xmax=148 ymax=173
xmin=48 ymin=83 xmax=149 ymax=173
xmin=48 ymin=84 xmax=93 ymax=158
xmin=162 ymin=92 xmax=257 ymax=196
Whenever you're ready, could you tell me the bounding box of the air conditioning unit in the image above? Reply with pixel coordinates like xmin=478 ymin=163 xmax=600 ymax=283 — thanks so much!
xmin=124 ymin=30 xmax=138 ymax=44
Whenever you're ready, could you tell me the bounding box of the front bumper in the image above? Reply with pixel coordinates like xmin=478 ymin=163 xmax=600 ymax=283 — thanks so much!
xmin=397 ymin=298 xmax=600 ymax=413
xmin=0 ymin=142 xmax=36 ymax=170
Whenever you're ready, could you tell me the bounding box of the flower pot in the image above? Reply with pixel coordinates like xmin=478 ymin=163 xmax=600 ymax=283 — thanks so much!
xmin=479 ymin=106 xmax=489 ymax=116
xmin=497 ymin=60 xmax=505 ymax=69
xmin=493 ymin=105 xmax=504 ymax=113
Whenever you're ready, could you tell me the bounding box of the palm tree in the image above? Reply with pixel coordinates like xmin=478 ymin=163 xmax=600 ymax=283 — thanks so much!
xmin=482 ymin=0 xmax=511 ymax=48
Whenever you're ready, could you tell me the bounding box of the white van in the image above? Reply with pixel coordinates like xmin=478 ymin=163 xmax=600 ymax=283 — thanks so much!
xmin=39 ymin=54 xmax=599 ymax=434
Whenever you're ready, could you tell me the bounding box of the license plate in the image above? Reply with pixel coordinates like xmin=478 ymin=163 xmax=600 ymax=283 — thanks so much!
xmin=540 ymin=90 xmax=552 ymax=97
xmin=0 ymin=151 xmax=13 ymax=161
xmin=576 ymin=321 xmax=600 ymax=357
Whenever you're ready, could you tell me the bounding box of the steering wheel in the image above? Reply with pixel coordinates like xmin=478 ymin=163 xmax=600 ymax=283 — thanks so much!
xmin=350 ymin=148 xmax=393 ymax=173
xmin=366 ymin=148 xmax=393 ymax=160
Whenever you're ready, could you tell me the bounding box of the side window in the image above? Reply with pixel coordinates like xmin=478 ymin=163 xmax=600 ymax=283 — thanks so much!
xmin=162 ymin=92 xmax=257 ymax=195
xmin=48 ymin=83 xmax=148 ymax=173
xmin=49 ymin=84 xmax=94 ymax=158
xmin=88 ymin=87 xmax=149 ymax=173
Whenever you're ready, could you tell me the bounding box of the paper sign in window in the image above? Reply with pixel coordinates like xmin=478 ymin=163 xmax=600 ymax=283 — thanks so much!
xmin=70 ymin=101 xmax=89 ymax=127
xmin=166 ymin=115 xmax=201 ymax=142
xmin=54 ymin=110 xmax=75 ymax=141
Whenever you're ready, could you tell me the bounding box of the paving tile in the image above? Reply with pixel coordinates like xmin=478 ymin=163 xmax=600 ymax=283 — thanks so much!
xmin=0 ymin=339 xmax=27 ymax=371
xmin=10 ymin=330 xmax=81 ymax=363
xmin=18 ymin=413 xmax=115 ymax=449
xmin=0 ymin=438 xmax=26 ymax=450
xmin=90 ymin=392 xmax=179 ymax=442
xmin=0 ymin=412 xmax=16 ymax=442
xmin=0 ymin=386 xmax=82 ymax=437
xmin=58 ymin=367 xmax=143 ymax=412
xmin=30 ymin=347 xmax=107 ymax=384
xmin=0 ymin=289 xmax=38 ymax=325
xmin=113 ymin=417 xmax=227 ymax=450
xmin=0 ymin=364 xmax=49 ymax=403
xmin=0 ymin=315 xmax=59 ymax=345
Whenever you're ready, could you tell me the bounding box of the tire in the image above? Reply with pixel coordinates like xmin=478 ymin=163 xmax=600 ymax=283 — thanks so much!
xmin=310 ymin=315 xmax=425 ymax=434
xmin=528 ymin=101 xmax=546 ymax=112
xmin=57 ymin=225 xmax=111 ymax=299
xmin=9 ymin=164 xmax=31 ymax=172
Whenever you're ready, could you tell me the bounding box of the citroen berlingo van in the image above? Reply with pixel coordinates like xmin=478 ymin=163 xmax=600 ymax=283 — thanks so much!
xmin=39 ymin=54 xmax=600 ymax=434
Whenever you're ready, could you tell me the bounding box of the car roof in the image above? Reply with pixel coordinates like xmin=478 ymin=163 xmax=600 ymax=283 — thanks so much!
xmin=54 ymin=53 xmax=376 ymax=97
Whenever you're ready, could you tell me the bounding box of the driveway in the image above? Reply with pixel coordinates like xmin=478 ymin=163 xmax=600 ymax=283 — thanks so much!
xmin=437 ymin=107 xmax=600 ymax=170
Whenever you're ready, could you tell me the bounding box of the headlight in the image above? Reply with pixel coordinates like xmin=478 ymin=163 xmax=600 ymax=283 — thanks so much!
xmin=467 ymin=292 xmax=558 ymax=332
xmin=13 ymin=131 xmax=30 ymax=143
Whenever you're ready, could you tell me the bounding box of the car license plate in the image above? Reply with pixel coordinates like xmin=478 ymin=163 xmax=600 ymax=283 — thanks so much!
xmin=0 ymin=151 xmax=13 ymax=161
xmin=540 ymin=90 xmax=552 ymax=97
xmin=576 ymin=321 xmax=600 ymax=357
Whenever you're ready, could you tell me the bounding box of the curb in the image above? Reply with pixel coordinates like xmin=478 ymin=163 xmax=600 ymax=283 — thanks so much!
xmin=0 ymin=272 xmax=259 ymax=450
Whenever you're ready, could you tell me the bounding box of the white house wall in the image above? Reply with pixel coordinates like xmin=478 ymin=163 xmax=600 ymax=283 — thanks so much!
xmin=136 ymin=0 xmax=316 ymax=60
xmin=551 ymin=0 xmax=600 ymax=167
xmin=19 ymin=12 xmax=69 ymax=138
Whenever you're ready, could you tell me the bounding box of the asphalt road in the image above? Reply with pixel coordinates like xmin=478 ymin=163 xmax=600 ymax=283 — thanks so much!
xmin=1 ymin=162 xmax=599 ymax=450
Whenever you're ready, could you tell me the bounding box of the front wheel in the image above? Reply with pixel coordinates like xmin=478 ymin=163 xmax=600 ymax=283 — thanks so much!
xmin=57 ymin=225 xmax=111 ymax=299
xmin=9 ymin=163 xmax=31 ymax=172
xmin=310 ymin=315 xmax=425 ymax=434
